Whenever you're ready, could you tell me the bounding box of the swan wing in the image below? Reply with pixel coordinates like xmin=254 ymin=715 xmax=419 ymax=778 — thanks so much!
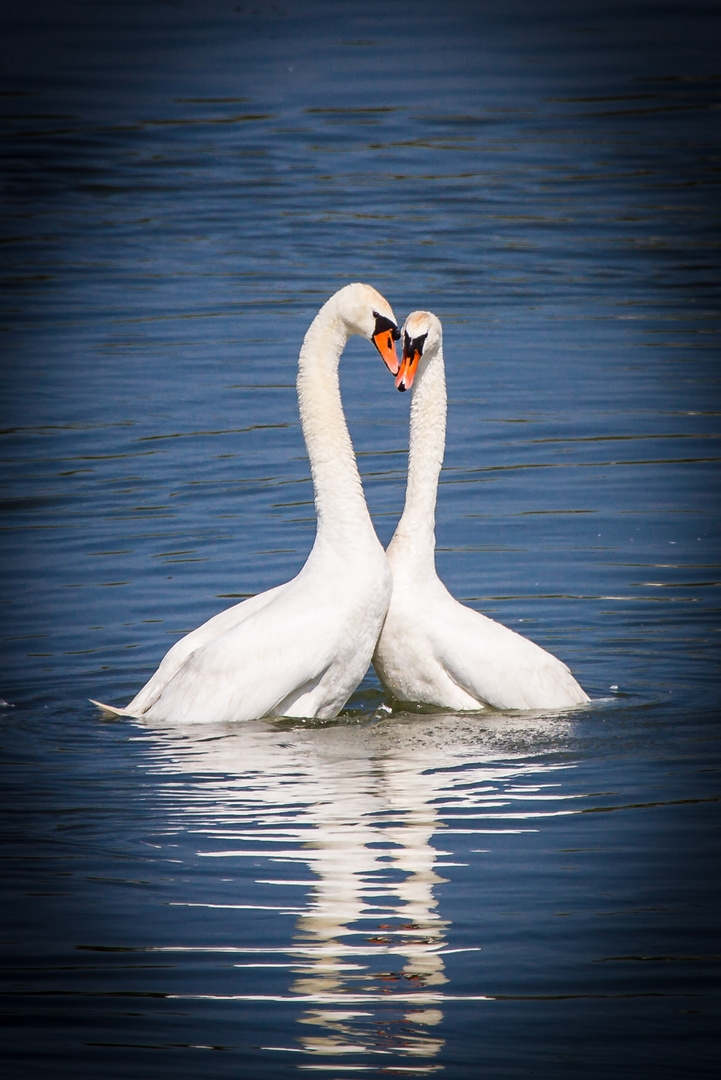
xmin=432 ymin=597 xmax=589 ymax=711
xmin=133 ymin=576 xmax=358 ymax=723
xmin=122 ymin=581 xmax=290 ymax=715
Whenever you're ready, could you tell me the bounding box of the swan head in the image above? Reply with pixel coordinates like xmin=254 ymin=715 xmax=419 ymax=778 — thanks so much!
xmin=333 ymin=283 xmax=401 ymax=375
xmin=396 ymin=310 xmax=442 ymax=392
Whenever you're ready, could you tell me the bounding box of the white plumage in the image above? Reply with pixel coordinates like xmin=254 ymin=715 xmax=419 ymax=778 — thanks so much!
xmin=93 ymin=283 xmax=400 ymax=723
xmin=373 ymin=310 xmax=590 ymax=712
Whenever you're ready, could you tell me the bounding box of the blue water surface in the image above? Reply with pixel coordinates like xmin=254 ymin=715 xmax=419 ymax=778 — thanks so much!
xmin=1 ymin=1 xmax=719 ymax=1077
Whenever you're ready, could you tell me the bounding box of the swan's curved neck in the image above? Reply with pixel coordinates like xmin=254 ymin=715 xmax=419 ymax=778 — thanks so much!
xmin=297 ymin=301 xmax=375 ymax=549
xmin=392 ymin=346 xmax=447 ymax=566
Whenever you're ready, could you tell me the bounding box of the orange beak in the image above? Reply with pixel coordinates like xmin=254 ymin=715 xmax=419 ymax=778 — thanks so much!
xmin=395 ymin=346 xmax=421 ymax=392
xmin=372 ymin=328 xmax=400 ymax=375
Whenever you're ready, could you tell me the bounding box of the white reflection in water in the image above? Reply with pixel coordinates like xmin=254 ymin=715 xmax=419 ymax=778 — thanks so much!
xmin=286 ymin=748 xmax=451 ymax=1062
xmin=142 ymin=709 xmax=576 ymax=1069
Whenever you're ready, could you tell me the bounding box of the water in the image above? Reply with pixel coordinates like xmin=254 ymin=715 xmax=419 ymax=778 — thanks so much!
xmin=1 ymin=1 xmax=719 ymax=1076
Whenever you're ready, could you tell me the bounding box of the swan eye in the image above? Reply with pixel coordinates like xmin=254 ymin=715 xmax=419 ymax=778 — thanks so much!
xmin=372 ymin=311 xmax=400 ymax=341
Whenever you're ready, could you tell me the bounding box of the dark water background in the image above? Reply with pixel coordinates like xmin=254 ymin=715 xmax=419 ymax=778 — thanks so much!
xmin=1 ymin=1 xmax=720 ymax=1076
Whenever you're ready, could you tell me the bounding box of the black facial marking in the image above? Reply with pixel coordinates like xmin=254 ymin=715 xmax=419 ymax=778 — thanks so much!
xmin=403 ymin=330 xmax=428 ymax=358
xmin=373 ymin=311 xmax=400 ymax=341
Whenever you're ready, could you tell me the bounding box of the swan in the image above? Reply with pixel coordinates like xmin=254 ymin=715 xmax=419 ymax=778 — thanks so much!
xmin=372 ymin=310 xmax=590 ymax=711
xmin=93 ymin=283 xmax=400 ymax=723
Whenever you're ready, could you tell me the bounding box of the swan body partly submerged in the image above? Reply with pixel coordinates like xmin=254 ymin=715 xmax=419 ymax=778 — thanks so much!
xmin=93 ymin=283 xmax=400 ymax=723
xmin=372 ymin=310 xmax=589 ymax=712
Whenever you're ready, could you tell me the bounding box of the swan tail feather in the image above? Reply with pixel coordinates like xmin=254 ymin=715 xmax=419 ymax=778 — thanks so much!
xmin=89 ymin=698 xmax=138 ymax=717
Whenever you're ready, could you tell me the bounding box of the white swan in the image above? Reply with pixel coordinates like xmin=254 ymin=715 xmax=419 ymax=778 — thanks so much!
xmin=372 ymin=310 xmax=589 ymax=712
xmin=93 ymin=283 xmax=400 ymax=723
